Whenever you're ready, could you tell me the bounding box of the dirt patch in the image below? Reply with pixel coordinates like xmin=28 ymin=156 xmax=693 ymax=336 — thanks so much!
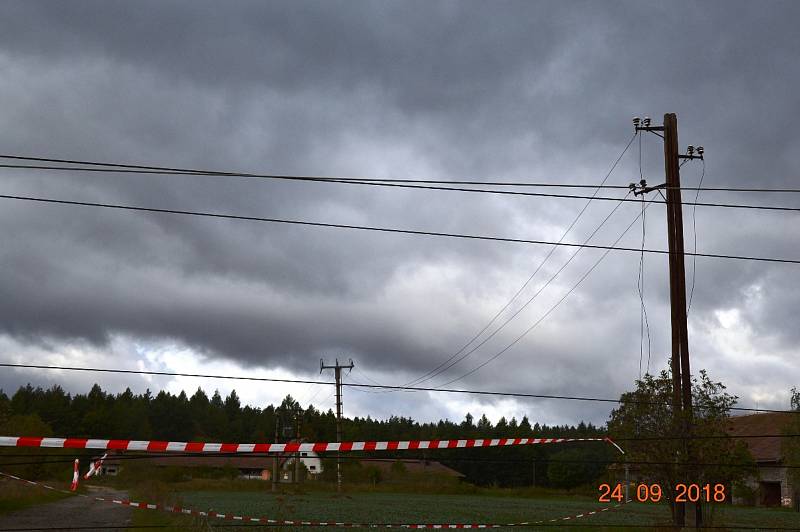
xmin=0 ymin=485 xmax=132 ymax=531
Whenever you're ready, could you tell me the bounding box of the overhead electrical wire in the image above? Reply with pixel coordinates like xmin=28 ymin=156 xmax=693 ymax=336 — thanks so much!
xmin=1 ymin=146 xmax=798 ymax=414
xmin=637 ymin=197 xmax=652 ymax=379
xmin=0 ymin=193 xmax=798 ymax=265
xmin=2 ymin=155 xmax=800 ymax=193
xmin=687 ymin=159 xmax=706 ymax=315
xmin=401 ymin=135 xmax=637 ymax=389
xmin=2 ymin=162 xmax=800 ymax=212
xmin=2 ymin=362 xmax=795 ymax=415
xmin=436 ymin=197 xmax=658 ymax=387
xmin=344 ymin=369 xmax=385 ymax=395
xmin=412 ymin=190 xmax=635 ymax=388
xmin=636 ymin=134 xmax=652 ymax=379
xmin=351 ymin=366 xmax=384 ymax=386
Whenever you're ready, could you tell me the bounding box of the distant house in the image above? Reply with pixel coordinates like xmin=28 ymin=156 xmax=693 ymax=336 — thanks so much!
xmin=98 ymin=448 xmax=323 ymax=482
xmin=728 ymin=412 xmax=796 ymax=507
xmin=278 ymin=449 xmax=324 ymax=482
xmin=295 ymin=450 xmax=324 ymax=476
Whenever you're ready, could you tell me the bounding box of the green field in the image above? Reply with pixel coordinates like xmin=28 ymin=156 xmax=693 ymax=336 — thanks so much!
xmin=3 ymin=479 xmax=798 ymax=531
xmin=165 ymin=490 xmax=798 ymax=531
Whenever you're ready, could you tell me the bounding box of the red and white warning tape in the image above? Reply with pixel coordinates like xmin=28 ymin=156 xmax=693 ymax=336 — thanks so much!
xmin=70 ymin=459 xmax=79 ymax=491
xmin=0 ymin=435 xmax=624 ymax=454
xmin=0 ymin=471 xmax=630 ymax=528
xmin=83 ymin=453 xmax=107 ymax=480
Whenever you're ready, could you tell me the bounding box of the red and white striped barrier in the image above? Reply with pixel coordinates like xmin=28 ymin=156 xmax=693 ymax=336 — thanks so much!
xmin=0 ymin=470 xmax=630 ymax=527
xmin=70 ymin=458 xmax=80 ymax=491
xmin=0 ymin=435 xmax=624 ymax=454
xmin=83 ymin=453 xmax=107 ymax=480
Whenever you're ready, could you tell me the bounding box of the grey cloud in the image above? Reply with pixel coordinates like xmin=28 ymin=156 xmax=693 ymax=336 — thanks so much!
xmin=0 ymin=0 xmax=798 ymax=424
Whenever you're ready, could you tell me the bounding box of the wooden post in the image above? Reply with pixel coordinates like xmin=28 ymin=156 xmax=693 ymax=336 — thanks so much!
xmin=272 ymin=410 xmax=279 ymax=492
xmin=663 ymin=113 xmax=699 ymax=526
xmin=295 ymin=409 xmax=301 ymax=483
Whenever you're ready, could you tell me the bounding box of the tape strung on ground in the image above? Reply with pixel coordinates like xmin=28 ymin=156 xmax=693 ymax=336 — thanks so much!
xmin=0 ymin=435 xmax=624 ymax=454
xmin=0 ymin=471 xmax=631 ymax=528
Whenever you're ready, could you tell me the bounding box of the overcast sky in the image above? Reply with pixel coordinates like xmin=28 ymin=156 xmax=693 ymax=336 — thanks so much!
xmin=0 ymin=0 xmax=798 ymax=429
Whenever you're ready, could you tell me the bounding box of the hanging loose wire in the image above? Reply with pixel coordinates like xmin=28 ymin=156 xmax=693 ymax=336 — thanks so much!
xmin=437 ymin=196 xmax=657 ymax=388
xmin=347 ymin=367 xmax=387 ymax=394
xmin=637 ymin=134 xmax=652 ymax=378
xmin=687 ymin=159 xmax=706 ymax=315
xmin=638 ymin=195 xmax=652 ymax=377
xmin=378 ymin=133 xmax=639 ymax=390
xmin=424 ymin=189 xmax=634 ymax=387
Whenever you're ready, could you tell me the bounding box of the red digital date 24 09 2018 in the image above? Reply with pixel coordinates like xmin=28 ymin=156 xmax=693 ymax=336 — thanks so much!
xmin=598 ymin=483 xmax=727 ymax=503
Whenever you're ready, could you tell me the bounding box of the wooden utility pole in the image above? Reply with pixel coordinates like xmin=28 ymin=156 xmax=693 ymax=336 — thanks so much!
xmin=663 ymin=113 xmax=694 ymax=423
xmin=272 ymin=409 xmax=279 ymax=492
xmin=663 ymin=113 xmax=690 ymax=527
xmin=634 ymin=113 xmax=703 ymax=527
xmin=294 ymin=408 xmax=301 ymax=483
xmin=320 ymin=358 xmax=354 ymax=493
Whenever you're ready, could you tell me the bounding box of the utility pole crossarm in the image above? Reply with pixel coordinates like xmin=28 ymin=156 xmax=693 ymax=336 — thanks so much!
xmin=320 ymin=357 xmax=354 ymax=493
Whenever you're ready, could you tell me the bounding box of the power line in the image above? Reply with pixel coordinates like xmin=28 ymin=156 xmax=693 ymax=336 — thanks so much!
xmin=687 ymin=159 xmax=706 ymax=315
xmin=436 ymin=197 xmax=656 ymax=387
xmin=3 ymin=156 xmax=800 ymax=194
xmin=1 ymin=193 xmax=799 ymax=265
xmin=637 ymin=136 xmax=652 ymax=379
xmin=402 ymin=136 xmax=637 ymax=388
xmin=420 ymin=191 xmax=637 ymax=387
xmin=1 ymin=362 xmax=796 ymax=414
xmin=4 ymin=162 xmax=800 ymax=213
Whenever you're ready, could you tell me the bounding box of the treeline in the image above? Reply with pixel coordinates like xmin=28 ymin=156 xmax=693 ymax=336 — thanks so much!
xmin=0 ymin=383 xmax=613 ymax=487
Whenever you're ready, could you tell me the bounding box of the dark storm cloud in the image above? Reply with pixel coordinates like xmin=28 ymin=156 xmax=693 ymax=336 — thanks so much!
xmin=0 ymin=0 xmax=799 ymax=422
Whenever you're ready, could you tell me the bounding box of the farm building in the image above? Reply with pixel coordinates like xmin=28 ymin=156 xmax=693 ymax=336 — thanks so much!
xmin=728 ymin=412 xmax=796 ymax=508
xmin=607 ymin=412 xmax=797 ymax=508
xmin=363 ymin=459 xmax=464 ymax=480
xmin=98 ymin=449 xmax=323 ymax=482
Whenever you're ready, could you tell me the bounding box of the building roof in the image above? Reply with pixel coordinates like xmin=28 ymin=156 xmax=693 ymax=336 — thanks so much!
xmin=727 ymin=412 xmax=794 ymax=463
xmin=103 ymin=452 xmax=275 ymax=469
xmin=365 ymin=459 xmax=464 ymax=478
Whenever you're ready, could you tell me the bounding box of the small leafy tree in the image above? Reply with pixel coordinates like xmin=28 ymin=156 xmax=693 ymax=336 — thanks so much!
xmin=782 ymin=387 xmax=800 ymax=511
xmin=608 ymin=365 xmax=756 ymax=523
xmin=390 ymin=460 xmax=407 ymax=475
xmin=366 ymin=465 xmax=383 ymax=486
xmin=547 ymin=447 xmax=608 ymax=489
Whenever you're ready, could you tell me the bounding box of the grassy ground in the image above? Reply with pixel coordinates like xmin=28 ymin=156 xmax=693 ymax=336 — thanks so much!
xmin=166 ymin=490 xmax=797 ymax=531
xmin=0 ymin=479 xmax=73 ymax=515
xmin=128 ymin=509 xmax=197 ymax=532
xmin=125 ymin=479 xmax=199 ymax=532
xmin=3 ymin=476 xmax=796 ymax=531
